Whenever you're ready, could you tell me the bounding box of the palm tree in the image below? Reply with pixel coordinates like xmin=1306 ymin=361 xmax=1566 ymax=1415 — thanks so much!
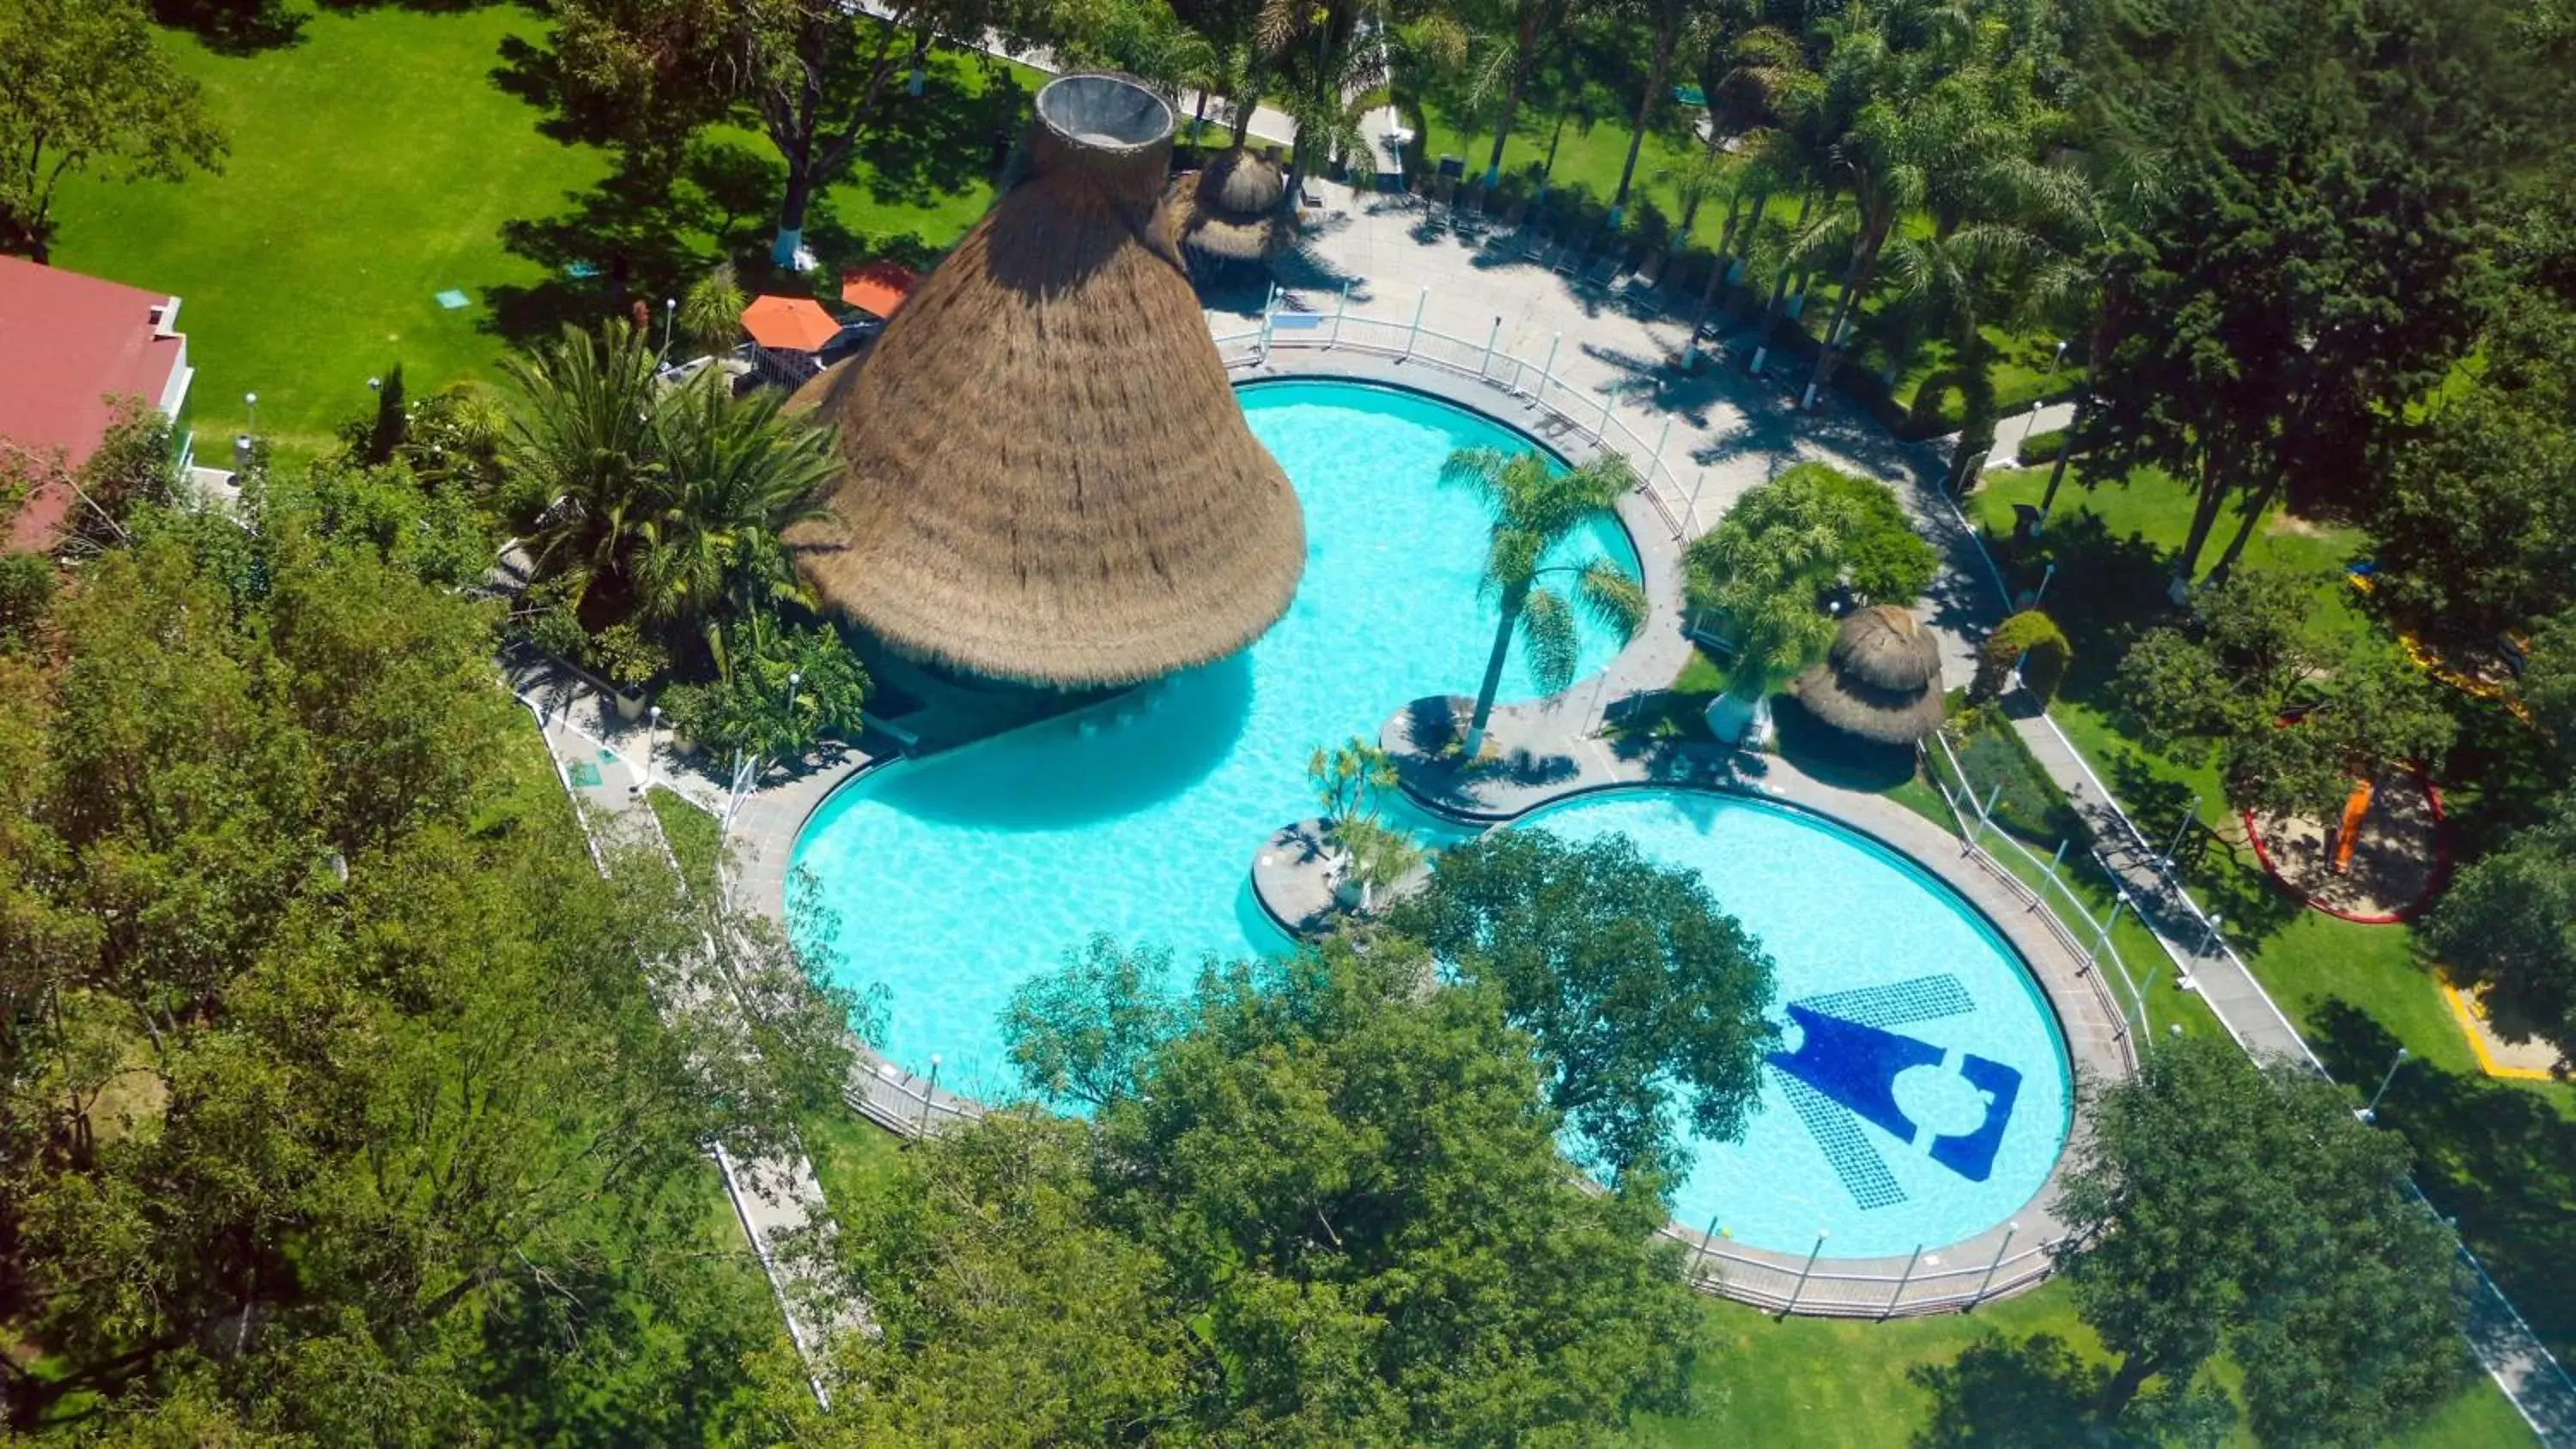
xmin=1684 ymin=463 xmax=1862 ymax=742
xmin=1606 ymin=0 xmax=1704 ymax=229
xmin=1442 ymin=447 xmax=1648 ymax=757
xmin=1463 ymin=0 xmax=1568 ymax=187
xmin=505 ymin=321 xmax=663 ymax=607
xmin=677 ymin=262 xmax=747 ymax=357
xmin=631 ymin=373 xmax=840 ymax=675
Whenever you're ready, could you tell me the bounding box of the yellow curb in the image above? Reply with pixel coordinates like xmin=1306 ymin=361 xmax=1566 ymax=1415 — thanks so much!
xmin=2440 ymin=983 xmax=2559 ymax=1081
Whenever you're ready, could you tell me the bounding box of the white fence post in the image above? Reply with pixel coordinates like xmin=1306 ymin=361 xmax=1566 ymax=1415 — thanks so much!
xmin=1885 ymin=1245 xmax=1924 ymax=1319
xmin=1649 ymin=413 xmax=1674 ymax=487
xmin=1480 ymin=316 xmax=1502 ymax=379
xmin=1406 ymin=286 xmax=1427 ymax=358
xmin=1537 ymin=331 xmax=1561 ymax=408
xmin=1330 ymin=281 xmax=1350 ymax=348
xmin=1595 ymin=385 xmax=1616 ymax=440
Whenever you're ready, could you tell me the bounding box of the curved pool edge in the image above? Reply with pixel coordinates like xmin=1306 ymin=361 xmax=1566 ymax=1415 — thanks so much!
xmin=729 ymin=361 xmax=2128 ymax=1314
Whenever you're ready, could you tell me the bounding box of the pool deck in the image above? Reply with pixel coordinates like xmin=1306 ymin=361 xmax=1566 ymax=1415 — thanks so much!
xmin=722 ymin=352 xmax=2126 ymax=1315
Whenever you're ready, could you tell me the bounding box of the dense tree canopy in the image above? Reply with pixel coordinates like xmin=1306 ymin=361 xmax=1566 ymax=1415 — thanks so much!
xmin=0 ymin=0 xmax=225 ymax=264
xmin=2054 ymin=1036 xmax=2469 ymax=1444
xmin=1382 ymin=828 xmax=1777 ymax=1179
xmin=830 ymin=940 xmax=1704 ymax=1445
xmin=2067 ymin=0 xmax=2560 ymax=588
xmin=0 ymin=479 xmax=857 ymax=1437
xmin=2114 ymin=572 xmax=2454 ymax=822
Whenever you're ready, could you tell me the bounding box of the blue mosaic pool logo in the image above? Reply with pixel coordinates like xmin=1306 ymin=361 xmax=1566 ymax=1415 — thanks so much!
xmin=1765 ymin=974 xmax=2022 ymax=1211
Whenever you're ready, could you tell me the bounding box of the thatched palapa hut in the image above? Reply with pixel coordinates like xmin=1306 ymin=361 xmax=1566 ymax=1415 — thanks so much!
xmin=1170 ymin=149 xmax=1297 ymax=273
xmin=788 ymin=75 xmax=1305 ymax=688
xmin=1791 ymin=605 xmax=1946 ymax=746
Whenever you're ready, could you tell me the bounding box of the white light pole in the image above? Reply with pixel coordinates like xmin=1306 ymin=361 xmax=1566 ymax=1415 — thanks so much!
xmin=244 ymin=391 xmax=258 ymax=437
xmin=2029 ymin=561 xmax=2058 ymax=609
xmin=919 ymin=1053 xmax=941 ymax=1135
xmin=2020 ymin=339 xmax=2069 ymax=446
xmin=2359 ymin=1046 xmax=2410 ymax=1121
xmin=645 ymin=704 xmax=662 ymax=792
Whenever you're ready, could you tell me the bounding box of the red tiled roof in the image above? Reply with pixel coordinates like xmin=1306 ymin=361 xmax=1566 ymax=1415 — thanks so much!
xmin=740 ymin=294 xmax=841 ymax=353
xmin=840 ymin=260 xmax=920 ymax=318
xmin=0 ymin=256 xmax=186 ymax=551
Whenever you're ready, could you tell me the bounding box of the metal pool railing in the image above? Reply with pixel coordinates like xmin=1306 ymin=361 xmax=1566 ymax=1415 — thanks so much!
xmin=1661 ymin=1222 xmax=2070 ymax=1319
xmin=1212 ymin=286 xmax=1712 ymax=543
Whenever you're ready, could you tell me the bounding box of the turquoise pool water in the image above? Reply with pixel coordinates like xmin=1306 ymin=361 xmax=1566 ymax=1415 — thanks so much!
xmin=790 ymin=379 xmax=2072 ymax=1258
xmin=1505 ymin=790 xmax=2072 ymax=1259
xmin=792 ymin=379 xmax=1634 ymax=1097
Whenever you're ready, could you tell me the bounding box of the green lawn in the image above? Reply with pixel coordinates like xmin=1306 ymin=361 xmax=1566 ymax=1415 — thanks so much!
xmin=1961 ymin=464 xmax=2576 ymax=1368
xmin=800 ymin=1100 xmax=908 ymax=1210
xmin=1642 ymin=1282 xmax=2530 ymax=1447
xmin=646 ymin=786 xmax=723 ymax=899
xmin=47 ymin=3 xmax=1020 ymax=458
xmin=1412 ymin=94 xmax=1716 ymax=237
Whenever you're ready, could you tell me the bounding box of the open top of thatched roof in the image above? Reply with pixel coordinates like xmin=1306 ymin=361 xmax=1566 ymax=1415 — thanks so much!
xmin=1169 ymin=149 xmax=1297 ymax=263
xmin=1789 ymin=605 xmax=1946 ymax=746
xmin=787 ymin=74 xmax=1306 ymax=689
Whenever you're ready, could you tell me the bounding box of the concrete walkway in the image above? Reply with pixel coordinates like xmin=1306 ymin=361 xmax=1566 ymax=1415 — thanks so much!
xmin=505 ymin=654 xmax=860 ymax=1401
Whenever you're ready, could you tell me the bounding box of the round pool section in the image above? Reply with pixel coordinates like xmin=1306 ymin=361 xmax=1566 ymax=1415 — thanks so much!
xmin=1506 ymin=789 xmax=2073 ymax=1259
xmin=790 ymin=379 xmax=1637 ymax=1101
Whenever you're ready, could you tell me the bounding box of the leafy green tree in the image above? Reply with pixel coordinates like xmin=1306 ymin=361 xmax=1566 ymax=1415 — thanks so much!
xmin=2070 ymin=0 xmax=2560 ymax=591
xmin=0 ymin=0 xmax=225 ymax=263
xmin=0 ymin=553 xmax=55 ymax=650
xmin=2114 ymin=573 xmax=2454 ymax=822
xmin=2053 ymin=1035 xmax=2468 ymax=1440
xmin=1440 ymin=446 xmax=1645 ymax=757
xmin=0 ymin=523 xmax=857 ymax=1435
xmin=1382 ymin=828 xmax=1776 ymax=1179
xmin=1002 ymin=934 xmax=1185 ymax=1109
xmin=863 ymin=938 xmax=1704 ymax=1445
xmin=1683 ymin=460 xmax=1934 ymax=739
xmin=2427 ymin=788 xmax=2576 ymax=1064
xmin=2364 ymin=297 xmax=2576 ymax=649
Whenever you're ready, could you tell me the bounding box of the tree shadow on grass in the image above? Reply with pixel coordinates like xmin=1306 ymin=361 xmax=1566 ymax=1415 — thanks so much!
xmin=2306 ymin=998 xmax=2576 ymax=1367
xmin=852 ymin=61 xmax=1030 ymax=213
xmin=150 ymin=0 xmax=307 ymax=53
xmin=1911 ymin=1334 xmax=2235 ymax=1449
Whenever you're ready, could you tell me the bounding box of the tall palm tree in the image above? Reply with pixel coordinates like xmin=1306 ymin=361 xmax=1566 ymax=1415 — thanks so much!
xmin=505 ymin=321 xmax=663 ymax=607
xmin=1606 ymin=0 xmax=1704 ymax=228
xmin=1442 ymin=447 xmax=1648 ymax=757
xmin=631 ymin=374 xmax=841 ymax=675
xmin=1684 ymin=463 xmax=1861 ymax=741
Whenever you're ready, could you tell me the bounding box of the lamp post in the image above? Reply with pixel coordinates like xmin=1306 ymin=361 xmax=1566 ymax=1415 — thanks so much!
xmin=244 ymin=391 xmax=258 ymax=438
xmin=645 ymin=705 xmax=662 ymax=793
xmin=2029 ymin=561 xmax=2058 ymax=609
xmin=919 ymin=1053 xmax=941 ymax=1136
xmin=2020 ymin=339 xmax=2069 ymax=447
xmin=2358 ymin=1046 xmax=2410 ymax=1122
xmin=662 ymin=297 xmax=677 ymax=359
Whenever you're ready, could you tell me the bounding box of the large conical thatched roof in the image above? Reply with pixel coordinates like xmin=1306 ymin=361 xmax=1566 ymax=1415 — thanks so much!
xmin=1791 ymin=604 xmax=1946 ymax=745
xmin=787 ymin=75 xmax=1305 ymax=688
xmin=1170 ymin=149 xmax=1297 ymax=263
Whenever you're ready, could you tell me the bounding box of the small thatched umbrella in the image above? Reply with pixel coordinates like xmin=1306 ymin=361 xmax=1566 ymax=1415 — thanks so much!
xmin=787 ymin=75 xmax=1306 ymax=688
xmin=1791 ymin=605 xmax=1946 ymax=746
xmin=1169 ymin=149 xmax=1297 ymax=268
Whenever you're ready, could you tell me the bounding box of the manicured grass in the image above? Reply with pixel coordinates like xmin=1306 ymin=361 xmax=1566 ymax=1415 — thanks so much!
xmin=51 ymin=3 xmax=611 ymax=457
xmin=47 ymin=4 xmax=1022 ymax=458
xmin=801 ymin=1100 xmax=908 ymax=1209
xmin=1959 ymin=462 xmax=2576 ymax=1367
xmin=1638 ymin=1282 xmax=2530 ymax=1447
xmin=646 ymin=786 xmax=722 ymax=900
xmin=1413 ymin=95 xmax=1715 ymax=235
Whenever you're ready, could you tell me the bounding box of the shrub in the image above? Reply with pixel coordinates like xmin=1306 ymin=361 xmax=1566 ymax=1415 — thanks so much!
xmin=587 ymin=621 xmax=670 ymax=690
xmin=1973 ymin=609 xmax=2072 ymax=704
xmin=2017 ymin=426 xmax=2068 ymax=464
xmin=664 ymin=622 xmax=868 ymax=764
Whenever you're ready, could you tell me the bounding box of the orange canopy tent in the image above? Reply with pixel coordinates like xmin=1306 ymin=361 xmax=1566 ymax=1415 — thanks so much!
xmin=740 ymin=294 xmax=841 ymax=353
xmin=839 ymin=260 xmax=920 ymax=319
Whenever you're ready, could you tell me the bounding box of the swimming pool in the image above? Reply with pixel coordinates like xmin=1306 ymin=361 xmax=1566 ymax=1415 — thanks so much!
xmin=1503 ymin=789 xmax=2072 ymax=1259
xmin=789 ymin=377 xmax=2071 ymax=1259
xmin=791 ymin=379 xmax=1636 ymax=1100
